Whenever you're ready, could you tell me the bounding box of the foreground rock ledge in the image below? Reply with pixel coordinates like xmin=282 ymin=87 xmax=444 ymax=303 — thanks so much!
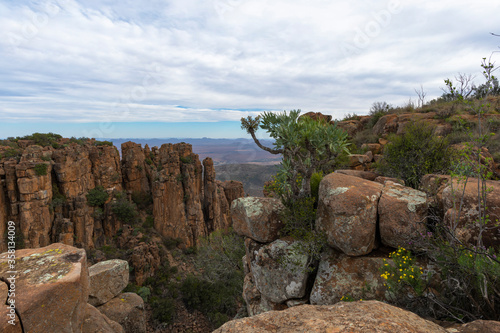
xmin=213 ymin=300 xmax=448 ymax=333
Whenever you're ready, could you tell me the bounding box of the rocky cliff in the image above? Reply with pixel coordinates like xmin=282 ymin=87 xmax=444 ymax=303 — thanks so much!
xmin=0 ymin=139 xmax=244 ymax=253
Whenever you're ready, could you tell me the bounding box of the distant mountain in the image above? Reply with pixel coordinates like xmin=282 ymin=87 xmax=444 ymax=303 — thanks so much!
xmin=108 ymin=138 xmax=281 ymax=166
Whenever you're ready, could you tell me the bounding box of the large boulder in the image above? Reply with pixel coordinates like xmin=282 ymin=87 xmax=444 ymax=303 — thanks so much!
xmin=0 ymin=243 xmax=89 ymax=333
xmin=441 ymin=177 xmax=500 ymax=247
xmin=310 ymin=248 xmax=388 ymax=305
xmin=88 ymin=259 xmax=129 ymax=306
xmin=213 ymin=300 xmax=449 ymax=333
xmin=97 ymin=292 xmax=147 ymax=333
xmin=247 ymin=238 xmax=311 ymax=304
xmin=231 ymin=197 xmax=285 ymax=243
xmin=242 ymin=273 xmax=287 ymax=317
xmin=0 ymin=281 xmax=22 ymax=333
xmin=82 ymin=304 xmax=124 ymax=333
xmin=378 ymin=181 xmax=428 ymax=249
xmin=316 ymin=173 xmax=383 ymax=256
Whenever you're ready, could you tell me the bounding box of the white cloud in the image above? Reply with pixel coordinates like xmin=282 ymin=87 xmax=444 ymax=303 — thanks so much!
xmin=0 ymin=0 xmax=499 ymax=128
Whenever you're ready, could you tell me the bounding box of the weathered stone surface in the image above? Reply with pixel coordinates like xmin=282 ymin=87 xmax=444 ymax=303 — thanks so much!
xmin=203 ymin=157 xmax=230 ymax=232
xmin=129 ymin=242 xmax=160 ymax=286
xmin=337 ymin=119 xmax=364 ymax=137
xmin=242 ymin=273 xmax=286 ymax=316
xmin=375 ymin=176 xmax=405 ymax=186
xmin=247 ymin=238 xmax=311 ymax=303
xmin=88 ymin=259 xmax=129 ymax=306
xmin=0 ymin=243 xmax=89 ymax=333
xmin=299 ymin=111 xmax=332 ymax=123
xmin=82 ymin=303 xmax=124 ymax=333
xmin=231 ymin=197 xmax=285 ymax=243
xmin=316 ymin=173 xmax=383 ymax=256
xmin=97 ymin=292 xmax=147 ymax=333
xmin=0 ymin=178 xmax=8 ymax=252
xmin=121 ymin=141 xmax=149 ymax=195
xmin=456 ymin=320 xmax=500 ymax=332
xmin=379 ymin=182 xmax=428 ymax=249
xmin=361 ymin=143 xmax=382 ymax=155
xmin=0 ymin=281 xmax=22 ymax=332
xmin=222 ymin=180 xmax=245 ymax=205
xmin=441 ymin=177 xmax=500 ymax=247
xmin=213 ymin=300 xmax=448 ymax=333
xmin=335 ymin=169 xmax=380 ymax=181
xmin=347 ymin=154 xmax=372 ymax=168
xmin=310 ymin=248 xmax=388 ymax=305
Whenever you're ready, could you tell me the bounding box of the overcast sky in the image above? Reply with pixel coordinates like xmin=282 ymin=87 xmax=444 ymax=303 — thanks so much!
xmin=1 ymin=0 xmax=499 ymax=139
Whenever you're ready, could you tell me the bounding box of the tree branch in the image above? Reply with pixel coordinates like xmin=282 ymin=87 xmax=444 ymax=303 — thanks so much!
xmin=248 ymin=128 xmax=283 ymax=155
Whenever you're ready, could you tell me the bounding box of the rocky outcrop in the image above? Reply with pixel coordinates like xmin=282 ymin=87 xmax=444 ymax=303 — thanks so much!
xmin=232 ymin=197 xmax=285 ymax=243
xmin=214 ymin=300 xmax=449 ymax=333
xmin=88 ymin=259 xmax=129 ymax=306
xmin=97 ymin=292 xmax=146 ymax=333
xmin=0 ymin=243 xmax=89 ymax=332
xmin=316 ymin=173 xmax=383 ymax=256
xmin=0 ymin=243 xmax=150 ymax=333
xmin=0 ymin=139 xmax=244 ymax=252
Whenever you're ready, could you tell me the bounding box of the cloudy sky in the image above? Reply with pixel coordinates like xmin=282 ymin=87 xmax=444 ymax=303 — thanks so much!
xmin=1 ymin=0 xmax=499 ymax=139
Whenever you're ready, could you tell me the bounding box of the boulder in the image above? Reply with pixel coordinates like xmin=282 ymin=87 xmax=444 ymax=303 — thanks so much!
xmin=378 ymin=181 xmax=428 ymax=249
xmin=441 ymin=177 xmax=500 ymax=248
xmin=374 ymin=176 xmax=405 ymax=186
xmin=82 ymin=304 xmax=124 ymax=333
xmin=0 ymin=243 xmax=89 ymax=333
xmin=242 ymin=273 xmax=287 ymax=317
xmin=310 ymin=248 xmax=388 ymax=305
xmin=247 ymin=238 xmax=311 ymax=303
xmin=336 ymin=120 xmax=364 ymax=137
xmin=97 ymin=292 xmax=147 ymax=333
xmin=334 ymin=169 xmax=380 ymax=181
xmin=316 ymin=173 xmax=383 ymax=256
xmin=88 ymin=259 xmax=129 ymax=306
xmin=361 ymin=143 xmax=382 ymax=155
xmin=456 ymin=320 xmax=500 ymax=332
xmin=231 ymin=197 xmax=285 ymax=243
xmin=0 ymin=281 xmax=22 ymax=332
xmin=213 ymin=300 xmax=449 ymax=333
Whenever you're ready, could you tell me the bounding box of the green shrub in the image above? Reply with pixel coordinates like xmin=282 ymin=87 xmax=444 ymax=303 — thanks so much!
xmin=143 ymin=215 xmax=154 ymax=229
xmin=367 ymin=101 xmax=391 ymax=128
xmin=131 ymin=191 xmax=152 ymax=209
xmin=94 ymin=140 xmax=113 ymax=146
xmin=34 ymin=163 xmax=48 ymax=176
xmin=180 ymin=229 xmax=245 ymax=329
xmin=111 ymin=197 xmax=138 ymax=223
xmin=164 ymin=237 xmax=183 ymax=250
xmin=1 ymin=148 xmax=22 ymax=159
xmin=180 ymin=156 xmax=193 ymax=164
xmin=376 ymin=121 xmax=454 ymax=189
xmin=150 ymin=296 xmax=176 ymax=323
xmin=351 ymin=129 xmax=380 ymax=149
xmin=86 ymin=186 xmax=109 ymax=207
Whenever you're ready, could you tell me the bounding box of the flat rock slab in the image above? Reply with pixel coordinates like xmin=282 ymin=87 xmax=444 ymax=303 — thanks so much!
xmin=0 ymin=243 xmax=88 ymax=333
xmin=213 ymin=300 xmax=448 ymax=333
xmin=88 ymin=259 xmax=129 ymax=306
xmin=82 ymin=303 xmax=124 ymax=333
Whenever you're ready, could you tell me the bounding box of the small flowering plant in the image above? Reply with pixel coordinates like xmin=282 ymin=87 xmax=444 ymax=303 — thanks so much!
xmin=379 ymin=246 xmax=426 ymax=296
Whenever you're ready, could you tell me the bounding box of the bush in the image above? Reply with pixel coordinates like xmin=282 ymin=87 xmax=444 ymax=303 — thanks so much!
xmin=18 ymin=132 xmax=62 ymax=147
xmin=180 ymin=229 xmax=245 ymax=329
xmin=376 ymin=121 xmax=454 ymax=189
xmin=94 ymin=140 xmax=113 ymax=146
xmin=111 ymin=197 xmax=138 ymax=223
xmin=367 ymin=101 xmax=392 ymax=128
xmin=34 ymin=163 xmax=48 ymax=176
xmin=131 ymin=191 xmax=152 ymax=209
xmin=1 ymin=148 xmax=22 ymax=159
xmin=86 ymin=186 xmax=109 ymax=207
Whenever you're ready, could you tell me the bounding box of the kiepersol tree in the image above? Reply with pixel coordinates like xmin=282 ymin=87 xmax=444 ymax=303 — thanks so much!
xmin=241 ymin=110 xmax=349 ymax=200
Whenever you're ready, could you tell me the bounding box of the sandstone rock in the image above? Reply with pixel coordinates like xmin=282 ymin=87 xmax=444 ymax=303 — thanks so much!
xmin=299 ymin=111 xmax=332 ymax=123
xmin=347 ymin=154 xmax=371 ymax=168
xmin=441 ymin=177 xmax=500 ymax=248
xmin=336 ymin=119 xmax=364 ymax=137
xmin=203 ymin=158 xmax=230 ymax=232
xmin=129 ymin=242 xmax=161 ymax=286
xmin=222 ymin=180 xmax=245 ymax=205
xmin=82 ymin=303 xmax=124 ymax=333
xmin=247 ymin=238 xmax=311 ymax=303
xmin=361 ymin=143 xmax=382 ymax=155
xmin=242 ymin=273 xmax=286 ymax=316
xmin=0 ymin=281 xmax=22 ymax=332
xmin=213 ymin=300 xmax=448 ymax=333
xmin=231 ymin=197 xmax=285 ymax=243
xmin=378 ymin=181 xmax=428 ymax=249
xmin=316 ymin=173 xmax=383 ymax=256
xmin=456 ymin=320 xmax=500 ymax=332
xmin=335 ymin=169 xmax=380 ymax=181
xmin=0 ymin=243 xmax=89 ymax=333
xmin=88 ymin=259 xmax=129 ymax=306
xmin=310 ymin=248 xmax=388 ymax=305
xmin=374 ymin=176 xmax=405 ymax=186
xmin=97 ymin=292 xmax=147 ymax=333
xmin=0 ymin=179 xmax=8 ymax=252
xmin=121 ymin=141 xmax=149 ymax=195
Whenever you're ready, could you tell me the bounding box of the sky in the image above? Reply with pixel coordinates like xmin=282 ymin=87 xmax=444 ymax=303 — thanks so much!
xmin=1 ymin=0 xmax=499 ymax=139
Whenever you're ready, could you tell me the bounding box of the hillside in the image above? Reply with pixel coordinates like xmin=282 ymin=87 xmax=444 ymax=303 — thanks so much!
xmin=215 ymin=163 xmax=279 ymax=197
